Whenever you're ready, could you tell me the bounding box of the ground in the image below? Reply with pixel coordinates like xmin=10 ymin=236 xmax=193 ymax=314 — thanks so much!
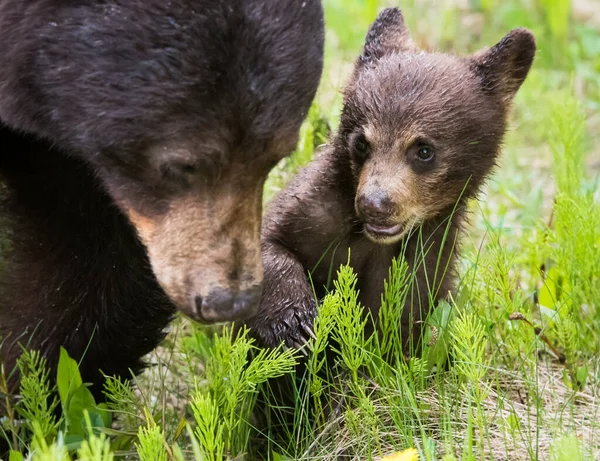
xmin=1 ymin=1 xmax=599 ymax=460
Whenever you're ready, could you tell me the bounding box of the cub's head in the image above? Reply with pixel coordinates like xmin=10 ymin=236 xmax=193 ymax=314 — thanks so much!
xmin=337 ymin=8 xmax=535 ymax=244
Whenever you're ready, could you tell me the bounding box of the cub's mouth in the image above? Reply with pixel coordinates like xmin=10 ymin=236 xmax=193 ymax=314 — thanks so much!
xmin=363 ymin=221 xmax=413 ymax=244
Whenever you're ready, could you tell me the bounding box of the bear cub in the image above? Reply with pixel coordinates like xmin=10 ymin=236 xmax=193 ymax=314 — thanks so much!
xmin=245 ymin=8 xmax=536 ymax=349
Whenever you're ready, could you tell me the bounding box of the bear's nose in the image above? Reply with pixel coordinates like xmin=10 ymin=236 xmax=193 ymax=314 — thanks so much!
xmin=194 ymin=285 xmax=262 ymax=323
xmin=357 ymin=192 xmax=394 ymax=222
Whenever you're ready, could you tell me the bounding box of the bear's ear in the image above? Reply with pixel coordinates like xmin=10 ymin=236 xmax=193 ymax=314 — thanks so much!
xmin=359 ymin=8 xmax=416 ymax=67
xmin=471 ymin=28 xmax=536 ymax=102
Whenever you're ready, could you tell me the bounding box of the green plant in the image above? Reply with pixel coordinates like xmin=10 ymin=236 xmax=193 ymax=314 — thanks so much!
xmin=1 ymin=1 xmax=599 ymax=459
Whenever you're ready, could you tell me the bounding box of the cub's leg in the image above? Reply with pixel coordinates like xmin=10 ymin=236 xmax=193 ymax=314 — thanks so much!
xmin=244 ymin=240 xmax=317 ymax=349
xmin=244 ymin=149 xmax=353 ymax=349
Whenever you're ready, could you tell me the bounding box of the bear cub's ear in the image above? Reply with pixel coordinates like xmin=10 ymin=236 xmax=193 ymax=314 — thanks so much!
xmin=359 ymin=8 xmax=417 ymax=67
xmin=472 ymin=28 xmax=536 ymax=101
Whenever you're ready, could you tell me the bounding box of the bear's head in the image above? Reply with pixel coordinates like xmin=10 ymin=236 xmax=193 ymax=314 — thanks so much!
xmin=0 ymin=0 xmax=324 ymax=322
xmin=336 ymin=8 xmax=535 ymax=244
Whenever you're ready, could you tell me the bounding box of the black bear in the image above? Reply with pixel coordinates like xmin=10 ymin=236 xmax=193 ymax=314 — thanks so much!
xmin=0 ymin=0 xmax=324 ymax=399
xmin=245 ymin=8 xmax=535 ymax=350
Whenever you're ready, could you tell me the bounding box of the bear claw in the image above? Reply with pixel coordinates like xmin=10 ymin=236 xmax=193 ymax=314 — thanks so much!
xmin=246 ymin=304 xmax=317 ymax=351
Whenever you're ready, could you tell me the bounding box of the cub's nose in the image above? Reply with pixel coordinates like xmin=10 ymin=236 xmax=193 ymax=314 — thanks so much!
xmin=193 ymin=285 xmax=262 ymax=323
xmin=357 ymin=192 xmax=394 ymax=222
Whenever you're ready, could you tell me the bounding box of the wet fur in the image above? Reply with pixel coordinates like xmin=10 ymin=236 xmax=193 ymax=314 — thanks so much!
xmin=0 ymin=125 xmax=173 ymax=402
xmin=244 ymin=11 xmax=534 ymax=456
xmin=0 ymin=0 xmax=324 ymax=402
xmin=245 ymin=8 xmax=536 ymax=351
xmin=0 ymin=0 xmax=325 ymax=322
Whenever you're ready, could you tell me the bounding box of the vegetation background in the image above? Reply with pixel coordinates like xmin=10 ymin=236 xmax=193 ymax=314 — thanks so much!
xmin=1 ymin=0 xmax=599 ymax=460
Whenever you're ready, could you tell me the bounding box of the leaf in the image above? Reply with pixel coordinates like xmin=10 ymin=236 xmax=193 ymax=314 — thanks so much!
xmin=506 ymin=412 xmax=521 ymax=432
xmin=64 ymin=433 xmax=85 ymax=452
xmin=424 ymin=300 xmax=455 ymax=374
xmin=87 ymin=410 xmax=106 ymax=430
xmin=538 ymin=304 xmax=558 ymax=323
xmin=441 ymin=456 xmax=459 ymax=461
xmin=66 ymin=385 xmax=97 ymax=436
xmin=549 ymin=433 xmax=584 ymax=461
xmin=539 ymin=266 xmax=572 ymax=312
xmin=172 ymin=443 xmax=186 ymax=461
xmin=57 ymin=347 xmax=83 ymax=408
xmin=562 ymin=369 xmax=572 ymax=390
xmin=576 ymin=365 xmax=589 ymax=388
xmin=96 ymin=402 xmax=113 ymax=428
xmin=185 ymin=424 xmax=205 ymax=461
xmin=110 ymin=434 xmax=137 ymax=452
xmin=8 ymin=451 xmax=24 ymax=461
xmin=174 ymin=415 xmax=188 ymax=441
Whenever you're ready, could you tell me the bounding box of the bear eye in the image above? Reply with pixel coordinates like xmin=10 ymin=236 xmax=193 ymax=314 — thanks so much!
xmin=160 ymin=161 xmax=198 ymax=182
xmin=177 ymin=163 xmax=197 ymax=175
xmin=351 ymin=133 xmax=371 ymax=162
xmin=415 ymin=145 xmax=435 ymax=162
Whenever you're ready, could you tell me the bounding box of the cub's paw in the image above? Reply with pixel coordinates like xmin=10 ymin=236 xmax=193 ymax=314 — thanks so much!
xmin=244 ymin=303 xmax=317 ymax=353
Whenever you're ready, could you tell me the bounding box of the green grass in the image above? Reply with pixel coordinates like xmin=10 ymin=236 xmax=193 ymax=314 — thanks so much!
xmin=2 ymin=0 xmax=600 ymax=459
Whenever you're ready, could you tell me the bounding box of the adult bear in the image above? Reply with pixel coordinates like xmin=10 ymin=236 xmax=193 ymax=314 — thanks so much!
xmin=0 ymin=0 xmax=324 ymax=399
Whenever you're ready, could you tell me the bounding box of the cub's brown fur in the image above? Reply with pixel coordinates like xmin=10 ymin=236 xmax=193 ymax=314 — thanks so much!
xmin=245 ymin=8 xmax=535 ymax=349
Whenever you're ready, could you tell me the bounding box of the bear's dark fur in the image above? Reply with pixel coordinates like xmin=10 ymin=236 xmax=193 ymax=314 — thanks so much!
xmin=245 ymin=8 xmax=535 ymax=351
xmin=0 ymin=126 xmax=173 ymax=400
xmin=0 ymin=0 xmax=324 ymax=401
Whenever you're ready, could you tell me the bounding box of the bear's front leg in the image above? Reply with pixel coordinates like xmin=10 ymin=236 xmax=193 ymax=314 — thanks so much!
xmin=243 ymin=239 xmax=317 ymax=350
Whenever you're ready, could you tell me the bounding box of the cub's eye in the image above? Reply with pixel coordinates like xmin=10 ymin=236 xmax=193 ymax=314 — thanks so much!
xmin=416 ymin=145 xmax=435 ymax=162
xmin=351 ymin=133 xmax=370 ymax=162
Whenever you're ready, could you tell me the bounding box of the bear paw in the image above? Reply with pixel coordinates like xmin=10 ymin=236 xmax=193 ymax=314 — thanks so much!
xmin=244 ymin=303 xmax=317 ymax=353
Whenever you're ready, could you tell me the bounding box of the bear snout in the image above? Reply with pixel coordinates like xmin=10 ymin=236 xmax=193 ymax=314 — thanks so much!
xmin=356 ymin=191 xmax=395 ymax=225
xmin=124 ymin=187 xmax=265 ymax=324
xmin=192 ymin=284 xmax=263 ymax=323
